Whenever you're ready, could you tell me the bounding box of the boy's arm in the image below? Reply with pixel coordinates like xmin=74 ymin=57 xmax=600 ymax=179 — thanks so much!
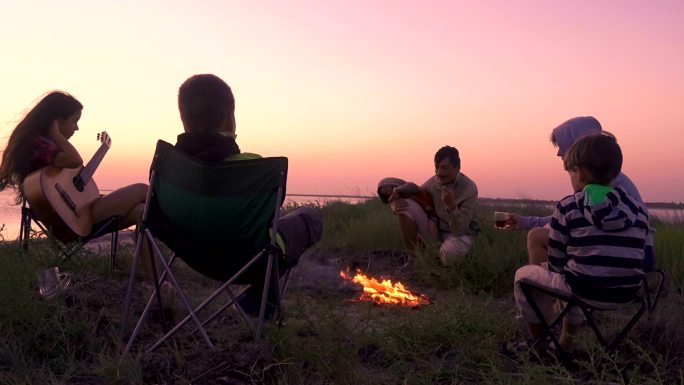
xmin=547 ymin=202 xmax=570 ymax=272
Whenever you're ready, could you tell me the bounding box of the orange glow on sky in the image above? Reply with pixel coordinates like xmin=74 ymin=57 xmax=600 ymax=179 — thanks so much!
xmin=1 ymin=1 xmax=683 ymax=203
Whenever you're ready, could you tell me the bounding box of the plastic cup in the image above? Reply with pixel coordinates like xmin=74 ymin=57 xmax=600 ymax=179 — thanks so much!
xmin=37 ymin=267 xmax=70 ymax=298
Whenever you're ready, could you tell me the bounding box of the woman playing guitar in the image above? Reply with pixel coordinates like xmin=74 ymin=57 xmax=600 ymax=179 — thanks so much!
xmin=0 ymin=91 xmax=148 ymax=234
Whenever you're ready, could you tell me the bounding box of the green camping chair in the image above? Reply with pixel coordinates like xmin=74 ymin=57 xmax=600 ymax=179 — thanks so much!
xmin=120 ymin=140 xmax=288 ymax=354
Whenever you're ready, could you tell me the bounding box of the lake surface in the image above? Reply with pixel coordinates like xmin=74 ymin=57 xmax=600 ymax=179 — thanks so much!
xmin=0 ymin=191 xmax=680 ymax=242
xmin=0 ymin=191 xmax=369 ymax=241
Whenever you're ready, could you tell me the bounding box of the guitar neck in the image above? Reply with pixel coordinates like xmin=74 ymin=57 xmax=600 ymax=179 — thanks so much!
xmin=79 ymin=143 xmax=110 ymax=184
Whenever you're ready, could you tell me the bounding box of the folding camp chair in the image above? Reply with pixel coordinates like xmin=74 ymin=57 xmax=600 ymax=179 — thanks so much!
xmin=18 ymin=197 xmax=120 ymax=267
xmin=519 ymin=278 xmax=649 ymax=361
xmin=120 ymin=140 xmax=289 ymax=354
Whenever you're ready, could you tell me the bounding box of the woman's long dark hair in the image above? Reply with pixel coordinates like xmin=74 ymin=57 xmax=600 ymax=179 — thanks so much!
xmin=0 ymin=91 xmax=83 ymax=198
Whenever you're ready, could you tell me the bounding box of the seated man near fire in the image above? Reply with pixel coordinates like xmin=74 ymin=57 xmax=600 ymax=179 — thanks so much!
xmin=174 ymin=73 xmax=323 ymax=318
xmin=377 ymin=146 xmax=480 ymax=266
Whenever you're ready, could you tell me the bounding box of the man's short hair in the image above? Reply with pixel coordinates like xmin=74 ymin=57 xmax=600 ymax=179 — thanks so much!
xmin=563 ymin=132 xmax=622 ymax=185
xmin=178 ymin=74 xmax=235 ymax=133
xmin=434 ymin=146 xmax=460 ymax=169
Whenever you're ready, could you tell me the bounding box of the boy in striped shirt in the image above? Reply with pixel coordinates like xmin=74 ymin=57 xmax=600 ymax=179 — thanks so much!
xmin=513 ymin=132 xmax=649 ymax=356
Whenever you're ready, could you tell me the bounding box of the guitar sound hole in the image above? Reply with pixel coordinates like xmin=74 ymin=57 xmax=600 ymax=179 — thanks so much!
xmin=73 ymin=176 xmax=85 ymax=192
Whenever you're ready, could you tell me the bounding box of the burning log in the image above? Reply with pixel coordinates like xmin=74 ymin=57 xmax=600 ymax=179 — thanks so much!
xmin=339 ymin=270 xmax=430 ymax=308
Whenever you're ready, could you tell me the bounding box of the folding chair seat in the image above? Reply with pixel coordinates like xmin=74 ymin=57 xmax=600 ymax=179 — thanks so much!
xmin=120 ymin=140 xmax=289 ymax=355
xmin=519 ymin=278 xmax=648 ymax=359
xmin=18 ymin=197 xmax=120 ymax=266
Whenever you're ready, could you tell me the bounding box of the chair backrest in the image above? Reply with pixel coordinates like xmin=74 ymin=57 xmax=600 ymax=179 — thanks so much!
xmin=147 ymin=140 xmax=288 ymax=281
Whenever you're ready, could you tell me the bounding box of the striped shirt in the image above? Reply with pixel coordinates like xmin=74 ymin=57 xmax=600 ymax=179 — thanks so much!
xmin=548 ymin=186 xmax=649 ymax=303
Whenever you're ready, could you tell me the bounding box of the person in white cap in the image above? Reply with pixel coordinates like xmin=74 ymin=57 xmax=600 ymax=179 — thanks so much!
xmin=502 ymin=116 xmax=654 ymax=270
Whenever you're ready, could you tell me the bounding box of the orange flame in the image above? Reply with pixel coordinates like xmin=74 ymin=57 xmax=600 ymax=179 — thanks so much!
xmin=340 ymin=270 xmax=430 ymax=307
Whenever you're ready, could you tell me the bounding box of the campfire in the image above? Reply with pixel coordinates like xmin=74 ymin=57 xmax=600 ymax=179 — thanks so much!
xmin=339 ymin=270 xmax=430 ymax=308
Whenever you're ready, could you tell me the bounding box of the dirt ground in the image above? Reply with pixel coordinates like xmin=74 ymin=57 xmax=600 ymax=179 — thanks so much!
xmin=67 ymin=236 xmax=440 ymax=384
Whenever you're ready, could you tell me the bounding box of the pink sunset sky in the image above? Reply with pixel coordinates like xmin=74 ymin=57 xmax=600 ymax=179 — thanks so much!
xmin=1 ymin=1 xmax=683 ymax=203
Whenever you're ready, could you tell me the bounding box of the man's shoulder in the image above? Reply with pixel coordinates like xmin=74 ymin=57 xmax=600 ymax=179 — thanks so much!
xmin=612 ymin=173 xmax=644 ymax=203
xmin=226 ymin=152 xmax=262 ymax=161
xmin=459 ymin=172 xmax=477 ymax=186
xmin=458 ymin=173 xmax=478 ymax=193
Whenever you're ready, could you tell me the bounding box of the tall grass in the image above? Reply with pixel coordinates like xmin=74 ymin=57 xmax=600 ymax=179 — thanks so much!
xmin=317 ymin=199 xmax=404 ymax=252
xmin=0 ymin=243 xmax=123 ymax=384
xmin=652 ymin=219 xmax=684 ymax=290
xmin=318 ymin=200 xmax=531 ymax=296
xmin=0 ymin=198 xmax=682 ymax=384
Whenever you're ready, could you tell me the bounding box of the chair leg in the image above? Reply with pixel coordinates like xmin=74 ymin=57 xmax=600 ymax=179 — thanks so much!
xmin=281 ymin=268 xmax=292 ymax=294
xmin=271 ymin=258 xmax=284 ymax=322
xmin=148 ymin=277 xmax=259 ymax=352
xmin=122 ymin=254 xmax=178 ymax=355
xmin=276 ymin=268 xmax=293 ymax=322
xmin=21 ymin=220 xmax=30 ymax=250
xmin=526 ymin=285 xmax=649 ymax=355
xmin=605 ymin=299 xmax=647 ymax=352
xmin=145 ymin=230 xmax=215 ymax=351
xmin=110 ymin=230 xmax=119 ymax=271
xmin=645 ymin=269 xmax=665 ymax=315
xmin=125 ymin=246 xmax=278 ymax=354
xmin=174 ymin=249 xmax=272 ymax=348
xmin=519 ymin=282 xmax=565 ymax=354
xmin=201 ymin=286 xmax=254 ymax=331
xmin=255 ymin=253 xmax=278 ymax=341
xmin=20 ymin=206 xmax=49 ymax=251
xmin=23 ymin=214 xmax=76 ymax=260
xmin=202 ymin=259 xmax=291 ymax=335
xmin=122 ymin=267 xmax=171 ymax=356
xmin=255 ymin=256 xmax=272 ymax=341
xmin=121 ymin=227 xmax=154 ymax=341
xmin=196 ymin=250 xmax=275 ymax=336
xmin=19 ymin=205 xmax=29 ymax=250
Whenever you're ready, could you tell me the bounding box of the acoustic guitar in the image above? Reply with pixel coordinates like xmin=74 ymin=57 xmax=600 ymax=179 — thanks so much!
xmin=22 ymin=132 xmax=112 ymax=243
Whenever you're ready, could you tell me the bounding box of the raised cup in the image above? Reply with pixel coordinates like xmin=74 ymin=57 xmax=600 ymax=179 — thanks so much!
xmin=494 ymin=211 xmax=508 ymax=229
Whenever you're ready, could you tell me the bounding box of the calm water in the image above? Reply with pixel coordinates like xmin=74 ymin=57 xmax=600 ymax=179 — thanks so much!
xmin=0 ymin=191 xmax=681 ymax=241
xmin=0 ymin=191 xmax=371 ymax=241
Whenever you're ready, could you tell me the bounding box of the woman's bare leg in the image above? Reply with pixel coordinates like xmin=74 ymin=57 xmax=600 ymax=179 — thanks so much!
xmin=91 ymin=183 xmax=153 ymax=279
xmin=527 ymin=227 xmax=550 ymax=265
xmin=91 ymin=183 xmax=147 ymax=227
